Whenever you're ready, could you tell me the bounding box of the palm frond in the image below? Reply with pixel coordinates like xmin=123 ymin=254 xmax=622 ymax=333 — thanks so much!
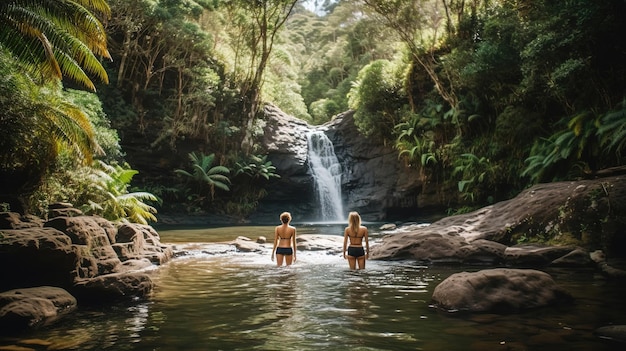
xmin=0 ymin=0 xmax=110 ymax=90
xmin=207 ymin=165 xmax=231 ymax=176
xmin=598 ymin=105 xmax=626 ymax=156
xmin=211 ymin=181 xmax=231 ymax=192
xmin=40 ymin=96 xmax=98 ymax=162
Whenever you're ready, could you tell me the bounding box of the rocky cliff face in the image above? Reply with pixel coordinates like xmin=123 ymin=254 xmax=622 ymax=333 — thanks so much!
xmin=325 ymin=111 xmax=437 ymax=221
xmin=256 ymin=105 xmax=444 ymax=222
xmin=256 ymin=104 xmax=317 ymax=222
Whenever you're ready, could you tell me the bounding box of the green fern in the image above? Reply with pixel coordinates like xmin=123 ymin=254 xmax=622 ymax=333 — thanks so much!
xmin=452 ymin=153 xmax=495 ymax=202
xmin=597 ymin=102 xmax=626 ymax=158
xmin=175 ymin=152 xmax=231 ymax=200
xmin=235 ymin=154 xmax=280 ymax=180
xmin=522 ymin=110 xmax=605 ymax=183
xmin=82 ymin=161 xmax=158 ymax=224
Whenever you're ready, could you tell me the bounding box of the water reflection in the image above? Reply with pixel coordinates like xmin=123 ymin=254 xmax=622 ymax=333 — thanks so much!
xmin=266 ymin=269 xmax=298 ymax=319
xmin=1 ymin=226 xmax=625 ymax=350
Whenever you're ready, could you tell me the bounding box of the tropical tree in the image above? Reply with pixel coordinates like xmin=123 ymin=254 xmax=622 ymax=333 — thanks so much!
xmin=348 ymin=58 xmax=408 ymax=141
xmin=224 ymin=154 xmax=281 ymax=217
xmin=0 ymin=0 xmax=112 ymax=212
xmin=175 ymin=152 xmax=231 ymax=201
xmin=0 ymin=0 xmax=111 ymax=91
xmin=219 ymin=0 xmax=299 ymax=151
xmin=362 ymin=0 xmax=458 ymax=109
xmin=0 ymin=50 xmax=102 ymax=212
xmin=286 ymin=1 xmax=399 ymax=124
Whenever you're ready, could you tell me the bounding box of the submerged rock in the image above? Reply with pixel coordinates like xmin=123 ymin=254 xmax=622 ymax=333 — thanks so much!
xmin=431 ymin=268 xmax=572 ymax=313
xmin=590 ymin=250 xmax=626 ymax=278
xmin=0 ymin=286 xmax=77 ymax=333
xmin=72 ymin=272 xmax=154 ymax=303
xmin=379 ymin=223 xmax=397 ymax=231
xmin=233 ymin=236 xmax=264 ymax=253
xmin=595 ymin=325 xmax=626 ymax=344
xmin=296 ymin=234 xmax=343 ymax=254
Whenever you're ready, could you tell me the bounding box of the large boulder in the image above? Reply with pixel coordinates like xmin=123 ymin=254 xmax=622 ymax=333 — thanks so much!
xmin=370 ymin=226 xmax=589 ymax=267
xmin=370 ymin=231 xmax=476 ymax=264
xmin=431 ymin=268 xmax=572 ymax=313
xmin=113 ymin=223 xmax=173 ymax=265
xmin=71 ymin=272 xmax=154 ymax=302
xmin=371 ymin=175 xmax=626 ymax=260
xmin=0 ymin=286 xmax=77 ymax=332
xmin=0 ymin=227 xmax=77 ymax=290
xmin=0 ymin=208 xmax=172 ymax=303
xmin=46 ymin=215 xmax=122 ymax=278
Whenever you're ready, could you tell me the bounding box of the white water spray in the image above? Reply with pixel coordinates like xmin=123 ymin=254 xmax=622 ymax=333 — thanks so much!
xmin=307 ymin=131 xmax=344 ymax=221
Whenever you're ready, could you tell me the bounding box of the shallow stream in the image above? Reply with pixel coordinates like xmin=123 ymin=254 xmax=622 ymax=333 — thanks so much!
xmin=0 ymin=223 xmax=624 ymax=350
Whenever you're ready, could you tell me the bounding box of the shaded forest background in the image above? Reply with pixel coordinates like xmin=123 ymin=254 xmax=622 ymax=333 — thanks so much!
xmin=1 ymin=0 xmax=625 ymax=225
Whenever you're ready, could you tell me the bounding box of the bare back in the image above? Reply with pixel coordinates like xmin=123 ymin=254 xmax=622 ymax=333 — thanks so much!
xmin=275 ymin=225 xmax=295 ymax=247
xmin=345 ymin=226 xmax=367 ymax=246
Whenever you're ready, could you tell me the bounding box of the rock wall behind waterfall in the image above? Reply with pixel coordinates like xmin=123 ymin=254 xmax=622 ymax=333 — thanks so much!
xmin=257 ymin=104 xmax=453 ymax=222
xmin=324 ymin=111 xmax=447 ymax=221
xmin=256 ymin=104 xmax=317 ymax=222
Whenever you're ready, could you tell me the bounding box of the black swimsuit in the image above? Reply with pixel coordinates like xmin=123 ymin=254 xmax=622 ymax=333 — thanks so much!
xmin=275 ymin=247 xmax=293 ymax=255
xmin=347 ymin=230 xmax=365 ymax=257
xmin=276 ymin=234 xmax=293 ymax=256
xmin=347 ymin=246 xmax=365 ymax=257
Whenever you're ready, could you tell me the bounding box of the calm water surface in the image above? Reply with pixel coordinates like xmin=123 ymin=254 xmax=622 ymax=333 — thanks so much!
xmin=1 ymin=224 xmax=624 ymax=350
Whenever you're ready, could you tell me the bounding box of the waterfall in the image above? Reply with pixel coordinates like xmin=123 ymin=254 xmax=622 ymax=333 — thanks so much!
xmin=307 ymin=131 xmax=344 ymax=221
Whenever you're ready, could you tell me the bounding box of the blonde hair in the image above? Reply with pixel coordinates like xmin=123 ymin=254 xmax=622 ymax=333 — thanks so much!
xmin=348 ymin=211 xmax=361 ymax=235
xmin=280 ymin=212 xmax=292 ymax=224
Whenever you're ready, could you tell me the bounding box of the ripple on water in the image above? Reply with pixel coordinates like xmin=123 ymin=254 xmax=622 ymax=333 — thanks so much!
xmin=2 ymin=232 xmax=625 ymax=351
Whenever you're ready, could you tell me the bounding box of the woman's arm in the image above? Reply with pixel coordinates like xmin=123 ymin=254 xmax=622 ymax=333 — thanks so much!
xmin=271 ymin=227 xmax=278 ymax=261
xmin=292 ymin=228 xmax=297 ymax=262
xmin=342 ymin=229 xmax=348 ymax=258
xmin=364 ymin=227 xmax=369 ymax=259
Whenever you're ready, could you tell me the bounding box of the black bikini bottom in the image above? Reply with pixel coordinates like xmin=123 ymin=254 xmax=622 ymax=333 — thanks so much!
xmin=347 ymin=246 xmax=365 ymax=258
xmin=276 ymin=247 xmax=293 ymax=255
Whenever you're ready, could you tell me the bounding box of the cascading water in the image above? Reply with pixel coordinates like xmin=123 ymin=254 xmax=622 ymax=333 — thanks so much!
xmin=307 ymin=130 xmax=344 ymax=221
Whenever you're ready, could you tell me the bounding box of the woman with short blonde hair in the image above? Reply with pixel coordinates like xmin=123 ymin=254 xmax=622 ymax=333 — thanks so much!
xmin=271 ymin=212 xmax=297 ymax=266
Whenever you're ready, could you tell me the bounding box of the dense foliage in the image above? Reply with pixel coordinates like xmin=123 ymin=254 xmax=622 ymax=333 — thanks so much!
xmin=0 ymin=0 xmax=112 ymax=215
xmin=1 ymin=0 xmax=625 ymax=222
xmin=0 ymin=0 xmax=111 ymax=91
xmin=350 ymin=0 xmax=626 ymax=206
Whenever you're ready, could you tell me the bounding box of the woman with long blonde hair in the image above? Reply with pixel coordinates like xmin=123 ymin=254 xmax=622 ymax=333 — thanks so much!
xmin=343 ymin=211 xmax=369 ymax=269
